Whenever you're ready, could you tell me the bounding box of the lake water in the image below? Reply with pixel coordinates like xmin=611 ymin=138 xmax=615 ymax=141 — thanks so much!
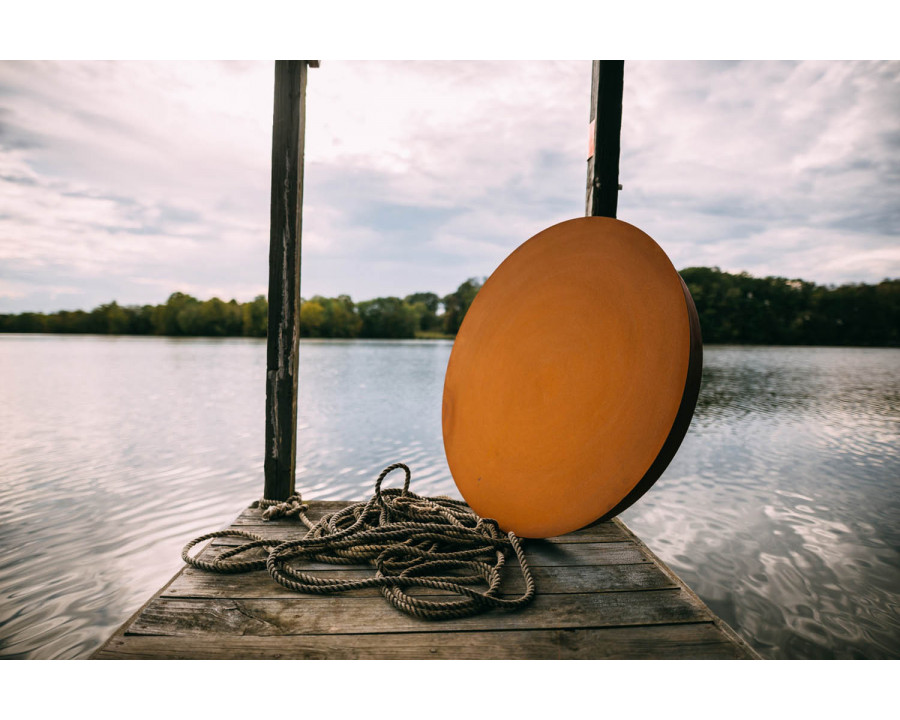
xmin=0 ymin=335 xmax=897 ymax=659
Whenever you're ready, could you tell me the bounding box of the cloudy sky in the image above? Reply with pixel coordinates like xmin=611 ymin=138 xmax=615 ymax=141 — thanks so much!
xmin=0 ymin=59 xmax=897 ymax=313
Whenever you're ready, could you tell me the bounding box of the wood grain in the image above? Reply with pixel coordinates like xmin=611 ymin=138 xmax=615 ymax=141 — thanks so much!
xmin=201 ymin=537 xmax=648 ymax=567
xmin=585 ymin=60 xmax=624 ymax=218
xmin=164 ymin=562 xmax=676 ymax=599
xmin=92 ymin=502 xmax=760 ymax=660
xmin=127 ymin=589 xmax=710 ymax=637
xmin=264 ymin=60 xmax=309 ymax=501
xmin=230 ymin=505 xmax=632 ymax=543
xmin=95 ymin=623 xmax=755 ymax=660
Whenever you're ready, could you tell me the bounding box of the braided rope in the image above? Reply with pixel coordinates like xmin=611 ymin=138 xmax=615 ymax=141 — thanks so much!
xmin=182 ymin=463 xmax=535 ymax=620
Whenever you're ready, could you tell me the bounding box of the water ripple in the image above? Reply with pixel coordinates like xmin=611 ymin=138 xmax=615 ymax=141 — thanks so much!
xmin=1 ymin=337 xmax=898 ymax=658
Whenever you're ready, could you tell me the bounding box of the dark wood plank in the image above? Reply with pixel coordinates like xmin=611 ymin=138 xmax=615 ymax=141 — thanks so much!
xmin=264 ymin=60 xmax=310 ymax=501
xmin=164 ymin=562 xmax=677 ymax=599
xmin=545 ymin=526 xmax=629 ymax=543
xmin=200 ymin=536 xmax=648 ymax=567
xmin=232 ymin=502 xmax=629 ymax=541
xmin=226 ymin=521 xmax=631 ymax=545
xmin=585 ymin=59 xmax=624 ymax=218
xmin=613 ymin=517 xmax=761 ymax=658
xmin=96 ymin=623 xmax=754 ymax=660
xmin=524 ymin=540 xmax=646 ymax=566
xmin=94 ymin=502 xmax=758 ymax=660
xmin=126 ymin=588 xmax=710 ymax=637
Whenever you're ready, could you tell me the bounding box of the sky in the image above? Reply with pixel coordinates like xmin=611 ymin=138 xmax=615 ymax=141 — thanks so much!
xmin=0 ymin=59 xmax=898 ymax=313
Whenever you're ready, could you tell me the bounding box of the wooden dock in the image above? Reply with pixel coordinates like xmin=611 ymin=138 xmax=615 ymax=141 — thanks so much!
xmin=93 ymin=500 xmax=759 ymax=659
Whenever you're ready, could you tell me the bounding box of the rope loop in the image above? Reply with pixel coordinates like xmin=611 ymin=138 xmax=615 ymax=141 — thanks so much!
xmin=182 ymin=463 xmax=535 ymax=620
xmin=181 ymin=529 xmax=271 ymax=573
xmin=373 ymin=462 xmax=411 ymax=505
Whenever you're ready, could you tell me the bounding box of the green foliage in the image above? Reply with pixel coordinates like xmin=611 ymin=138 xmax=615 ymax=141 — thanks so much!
xmin=1 ymin=312 xmax=48 ymax=333
xmin=357 ymin=296 xmax=417 ymax=339
xmin=441 ymin=278 xmax=484 ymax=335
xmin=1 ymin=269 xmax=897 ymax=346
xmin=242 ymin=295 xmax=268 ymax=337
xmin=404 ymin=292 xmax=442 ymax=332
xmin=680 ymin=268 xmax=900 ymax=347
xmin=299 ymin=299 xmax=326 ymax=336
xmin=300 ymin=295 xmax=362 ymax=338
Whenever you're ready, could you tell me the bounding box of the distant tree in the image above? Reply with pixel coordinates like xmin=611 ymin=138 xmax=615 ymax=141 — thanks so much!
xmin=47 ymin=309 xmax=90 ymax=333
xmin=299 ymin=299 xmax=326 ymax=337
xmin=404 ymin=292 xmax=442 ymax=332
xmin=442 ymin=278 xmax=483 ymax=334
xmin=2 ymin=271 xmax=898 ymax=346
xmin=128 ymin=305 xmax=155 ymax=334
xmin=328 ymin=295 xmax=363 ymax=338
xmin=150 ymin=292 xmax=199 ymax=336
xmin=175 ymin=300 xmax=202 ymax=335
xmin=404 ymin=292 xmax=440 ymax=314
xmin=242 ymin=295 xmax=268 ymax=337
xmin=189 ymin=297 xmax=243 ymax=336
xmin=678 ymin=268 xmax=900 ymax=347
xmin=874 ymin=279 xmax=900 ymax=346
xmin=1 ymin=312 xmax=48 ymax=333
xmin=301 ymin=295 xmax=362 ymax=338
xmin=357 ymin=296 xmax=417 ymax=339
xmin=90 ymin=301 xmax=130 ymax=334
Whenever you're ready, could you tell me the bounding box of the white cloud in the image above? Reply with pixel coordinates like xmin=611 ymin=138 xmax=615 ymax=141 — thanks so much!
xmin=618 ymin=61 xmax=900 ymax=283
xmin=0 ymin=60 xmax=897 ymax=313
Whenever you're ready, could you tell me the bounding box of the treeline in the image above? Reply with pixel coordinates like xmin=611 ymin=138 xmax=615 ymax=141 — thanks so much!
xmin=299 ymin=279 xmax=482 ymax=339
xmin=0 ymin=292 xmax=270 ymax=338
xmin=680 ymin=268 xmax=899 ymax=347
xmin=1 ymin=269 xmax=898 ymax=346
xmin=0 ymin=278 xmax=484 ymax=340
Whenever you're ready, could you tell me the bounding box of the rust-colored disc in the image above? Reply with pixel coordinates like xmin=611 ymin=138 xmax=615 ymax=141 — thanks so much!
xmin=442 ymin=217 xmax=702 ymax=538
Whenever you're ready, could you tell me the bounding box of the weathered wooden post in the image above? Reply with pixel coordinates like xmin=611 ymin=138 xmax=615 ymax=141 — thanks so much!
xmin=264 ymin=60 xmax=317 ymax=501
xmin=585 ymin=60 xmax=624 ymax=218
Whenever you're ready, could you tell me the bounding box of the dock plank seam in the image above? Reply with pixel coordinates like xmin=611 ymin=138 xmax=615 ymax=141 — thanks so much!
xmin=91 ymin=502 xmax=760 ymax=660
xmin=612 ymin=517 xmax=761 ymax=659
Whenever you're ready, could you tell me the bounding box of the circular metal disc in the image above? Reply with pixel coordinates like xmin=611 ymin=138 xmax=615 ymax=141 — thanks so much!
xmin=442 ymin=217 xmax=702 ymax=538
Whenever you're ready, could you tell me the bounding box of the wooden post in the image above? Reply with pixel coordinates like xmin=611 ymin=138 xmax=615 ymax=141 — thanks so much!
xmin=585 ymin=60 xmax=624 ymax=218
xmin=264 ymin=60 xmax=315 ymax=501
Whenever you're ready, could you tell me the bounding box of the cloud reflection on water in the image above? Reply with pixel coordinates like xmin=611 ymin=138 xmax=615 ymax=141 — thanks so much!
xmin=0 ymin=338 xmax=897 ymax=658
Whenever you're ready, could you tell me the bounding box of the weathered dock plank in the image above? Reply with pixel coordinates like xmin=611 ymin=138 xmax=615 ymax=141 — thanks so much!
xmin=205 ymin=537 xmax=647 ymax=567
xmin=96 ymin=623 xmax=752 ymax=660
xmin=127 ymin=589 xmax=708 ymax=637
xmin=165 ymin=562 xmax=676 ymax=599
xmin=230 ymin=504 xmax=631 ymax=542
xmin=95 ymin=623 xmax=753 ymax=660
xmin=92 ymin=501 xmax=760 ymax=659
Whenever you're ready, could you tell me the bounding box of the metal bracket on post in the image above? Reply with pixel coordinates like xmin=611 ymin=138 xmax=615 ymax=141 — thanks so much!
xmin=586 ymin=60 xmax=624 ymax=218
xmin=263 ymin=60 xmax=317 ymax=501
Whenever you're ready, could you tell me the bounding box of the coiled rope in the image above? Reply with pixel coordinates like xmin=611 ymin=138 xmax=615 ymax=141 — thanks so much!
xmin=182 ymin=463 xmax=535 ymax=620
